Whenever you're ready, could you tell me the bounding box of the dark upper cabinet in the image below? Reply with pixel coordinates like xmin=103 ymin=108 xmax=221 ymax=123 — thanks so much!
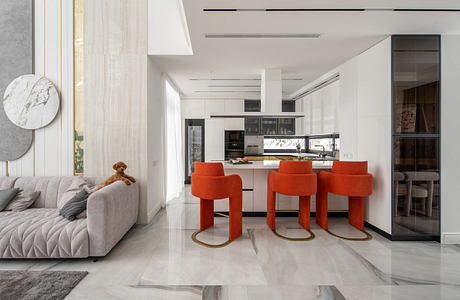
xmin=243 ymin=100 xmax=296 ymax=135
xmin=244 ymin=100 xmax=261 ymax=112
xmin=261 ymin=118 xmax=278 ymax=135
xmin=282 ymin=100 xmax=295 ymax=112
xmin=245 ymin=117 xmax=261 ymax=135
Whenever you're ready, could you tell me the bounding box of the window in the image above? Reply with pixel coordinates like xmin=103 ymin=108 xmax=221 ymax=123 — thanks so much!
xmin=307 ymin=134 xmax=340 ymax=156
xmin=264 ymin=137 xmax=306 ymax=153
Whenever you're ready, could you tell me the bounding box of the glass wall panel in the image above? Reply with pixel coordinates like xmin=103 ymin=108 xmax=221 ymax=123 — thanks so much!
xmin=392 ymin=36 xmax=440 ymax=239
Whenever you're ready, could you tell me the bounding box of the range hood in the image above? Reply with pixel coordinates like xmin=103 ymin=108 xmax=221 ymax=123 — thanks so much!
xmin=210 ymin=68 xmax=304 ymax=118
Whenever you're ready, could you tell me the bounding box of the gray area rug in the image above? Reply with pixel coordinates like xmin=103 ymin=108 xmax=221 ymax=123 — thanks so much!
xmin=0 ymin=270 xmax=88 ymax=300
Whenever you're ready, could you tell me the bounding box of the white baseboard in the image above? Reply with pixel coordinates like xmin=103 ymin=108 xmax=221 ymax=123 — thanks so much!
xmin=147 ymin=202 xmax=162 ymax=223
xmin=442 ymin=233 xmax=460 ymax=244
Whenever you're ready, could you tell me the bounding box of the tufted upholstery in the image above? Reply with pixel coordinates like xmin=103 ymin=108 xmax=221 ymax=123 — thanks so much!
xmin=12 ymin=176 xmax=106 ymax=208
xmin=0 ymin=208 xmax=88 ymax=258
xmin=0 ymin=176 xmax=137 ymax=258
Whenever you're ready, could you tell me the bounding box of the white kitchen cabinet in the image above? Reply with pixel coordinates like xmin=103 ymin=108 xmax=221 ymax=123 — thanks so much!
xmin=311 ymin=92 xmax=323 ymax=134
xmin=225 ymin=169 xmax=254 ymax=189
xmin=278 ymin=194 xmax=299 ymax=210
xmin=181 ymin=100 xmax=205 ymax=118
xmin=213 ymin=191 xmax=254 ymax=212
xmin=224 ymin=118 xmax=244 ymax=131
xmin=253 ymin=170 xmax=269 ymax=211
xmin=224 ymin=99 xmax=244 ymax=112
xmin=322 ymin=80 xmax=339 ymax=133
xmin=303 ymin=95 xmax=312 ymax=134
xmin=205 ymin=99 xmax=225 ymax=118
xmin=205 ymin=119 xmax=224 ymax=161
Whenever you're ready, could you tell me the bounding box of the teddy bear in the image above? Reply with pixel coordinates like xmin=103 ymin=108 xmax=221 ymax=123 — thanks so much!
xmin=94 ymin=161 xmax=136 ymax=192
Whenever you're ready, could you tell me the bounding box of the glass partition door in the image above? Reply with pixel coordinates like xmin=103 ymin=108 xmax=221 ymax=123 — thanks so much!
xmin=392 ymin=35 xmax=440 ymax=240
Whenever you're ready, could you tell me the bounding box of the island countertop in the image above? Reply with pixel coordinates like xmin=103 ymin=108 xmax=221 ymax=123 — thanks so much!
xmin=221 ymin=160 xmax=333 ymax=170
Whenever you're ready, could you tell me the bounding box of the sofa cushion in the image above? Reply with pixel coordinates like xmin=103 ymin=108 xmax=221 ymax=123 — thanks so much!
xmin=0 ymin=188 xmax=20 ymax=211
xmin=14 ymin=177 xmax=62 ymax=208
xmin=0 ymin=177 xmax=18 ymax=189
xmin=4 ymin=190 xmax=41 ymax=212
xmin=60 ymin=189 xmax=89 ymax=221
xmin=0 ymin=208 xmax=89 ymax=258
xmin=57 ymin=177 xmax=90 ymax=209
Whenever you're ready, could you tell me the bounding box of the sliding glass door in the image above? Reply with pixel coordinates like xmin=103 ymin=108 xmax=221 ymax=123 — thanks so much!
xmin=391 ymin=35 xmax=441 ymax=240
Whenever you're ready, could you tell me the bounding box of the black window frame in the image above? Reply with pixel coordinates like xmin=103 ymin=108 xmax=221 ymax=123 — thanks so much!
xmin=263 ymin=133 xmax=339 ymax=154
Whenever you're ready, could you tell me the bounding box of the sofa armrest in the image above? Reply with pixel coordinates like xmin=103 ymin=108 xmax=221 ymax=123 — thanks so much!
xmin=87 ymin=181 xmax=139 ymax=256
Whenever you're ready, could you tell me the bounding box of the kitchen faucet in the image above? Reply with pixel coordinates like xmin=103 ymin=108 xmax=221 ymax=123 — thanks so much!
xmin=314 ymin=145 xmax=327 ymax=158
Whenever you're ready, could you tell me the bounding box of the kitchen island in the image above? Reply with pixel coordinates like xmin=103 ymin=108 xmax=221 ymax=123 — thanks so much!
xmin=213 ymin=160 xmax=347 ymax=213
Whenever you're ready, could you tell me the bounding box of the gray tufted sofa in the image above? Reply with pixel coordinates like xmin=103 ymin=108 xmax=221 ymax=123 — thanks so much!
xmin=0 ymin=176 xmax=139 ymax=258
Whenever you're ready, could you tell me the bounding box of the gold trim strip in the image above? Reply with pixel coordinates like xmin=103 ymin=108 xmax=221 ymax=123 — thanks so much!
xmin=5 ymin=161 xmax=9 ymax=177
xmin=325 ymin=229 xmax=372 ymax=241
xmin=191 ymin=230 xmax=233 ymax=248
xmin=214 ymin=212 xmax=229 ymax=218
xmin=271 ymin=228 xmax=315 ymax=241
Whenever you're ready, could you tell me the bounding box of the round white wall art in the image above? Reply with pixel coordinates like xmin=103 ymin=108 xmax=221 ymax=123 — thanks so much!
xmin=3 ymin=74 xmax=60 ymax=130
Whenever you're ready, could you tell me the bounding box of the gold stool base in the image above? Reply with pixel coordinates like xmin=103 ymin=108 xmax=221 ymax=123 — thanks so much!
xmin=271 ymin=228 xmax=315 ymax=241
xmin=191 ymin=229 xmax=233 ymax=248
xmin=325 ymin=229 xmax=372 ymax=241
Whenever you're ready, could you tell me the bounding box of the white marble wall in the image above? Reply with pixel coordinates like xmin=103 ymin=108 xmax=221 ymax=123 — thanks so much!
xmin=84 ymin=0 xmax=153 ymax=224
xmin=0 ymin=0 xmax=74 ymax=177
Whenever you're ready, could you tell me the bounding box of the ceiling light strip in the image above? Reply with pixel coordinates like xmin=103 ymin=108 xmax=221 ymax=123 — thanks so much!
xmin=189 ymin=78 xmax=303 ymax=81
xmin=291 ymin=74 xmax=340 ymax=101
xmin=204 ymin=8 xmax=460 ymax=12
xmin=208 ymin=85 xmax=260 ymax=88
xmin=194 ymin=91 xmax=261 ymax=93
xmin=205 ymin=33 xmax=320 ymax=38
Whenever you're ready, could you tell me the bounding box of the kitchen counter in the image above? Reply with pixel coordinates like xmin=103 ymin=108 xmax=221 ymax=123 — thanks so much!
xmin=222 ymin=160 xmax=333 ymax=170
xmin=211 ymin=159 xmax=343 ymax=213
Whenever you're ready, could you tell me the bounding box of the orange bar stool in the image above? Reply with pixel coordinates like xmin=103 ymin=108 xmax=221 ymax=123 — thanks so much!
xmin=316 ymin=161 xmax=373 ymax=241
xmin=191 ymin=162 xmax=243 ymax=248
xmin=267 ymin=161 xmax=317 ymax=241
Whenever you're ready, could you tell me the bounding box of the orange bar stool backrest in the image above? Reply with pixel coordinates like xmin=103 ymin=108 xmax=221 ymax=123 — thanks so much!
xmin=316 ymin=161 xmax=373 ymax=232
xmin=267 ymin=161 xmax=317 ymax=239
xmin=191 ymin=162 xmax=243 ymax=245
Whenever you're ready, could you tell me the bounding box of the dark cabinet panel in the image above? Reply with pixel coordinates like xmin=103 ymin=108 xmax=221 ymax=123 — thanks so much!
xmin=261 ymin=118 xmax=278 ymax=135
xmin=282 ymin=100 xmax=295 ymax=112
xmin=245 ymin=117 xmax=261 ymax=135
xmin=278 ymin=118 xmax=295 ymax=135
xmin=244 ymin=100 xmax=261 ymax=112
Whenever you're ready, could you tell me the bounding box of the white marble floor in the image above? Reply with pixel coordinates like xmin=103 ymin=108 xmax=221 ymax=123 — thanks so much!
xmin=1 ymin=188 xmax=460 ymax=299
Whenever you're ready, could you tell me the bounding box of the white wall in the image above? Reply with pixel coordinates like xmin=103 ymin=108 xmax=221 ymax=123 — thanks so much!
xmin=355 ymin=38 xmax=392 ymax=234
xmin=0 ymin=0 xmax=74 ymax=177
xmin=441 ymin=35 xmax=460 ymax=243
xmin=292 ymin=37 xmax=392 ymax=233
xmin=147 ymin=58 xmax=165 ymax=220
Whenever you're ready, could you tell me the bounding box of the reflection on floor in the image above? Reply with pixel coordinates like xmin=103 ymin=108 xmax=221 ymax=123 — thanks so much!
xmin=1 ymin=189 xmax=460 ymax=299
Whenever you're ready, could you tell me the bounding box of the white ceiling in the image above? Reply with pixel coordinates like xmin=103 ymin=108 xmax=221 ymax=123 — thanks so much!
xmin=151 ymin=0 xmax=460 ymax=99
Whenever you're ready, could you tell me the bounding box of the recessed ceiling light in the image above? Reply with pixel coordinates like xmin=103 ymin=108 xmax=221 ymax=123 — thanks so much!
xmin=205 ymin=33 xmax=320 ymax=39
xmin=194 ymin=91 xmax=261 ymax=93
xmin=208 ymin=85 xmax=260 ymax=88
xmin=189 ymin=78 xmax=303 ymax=81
